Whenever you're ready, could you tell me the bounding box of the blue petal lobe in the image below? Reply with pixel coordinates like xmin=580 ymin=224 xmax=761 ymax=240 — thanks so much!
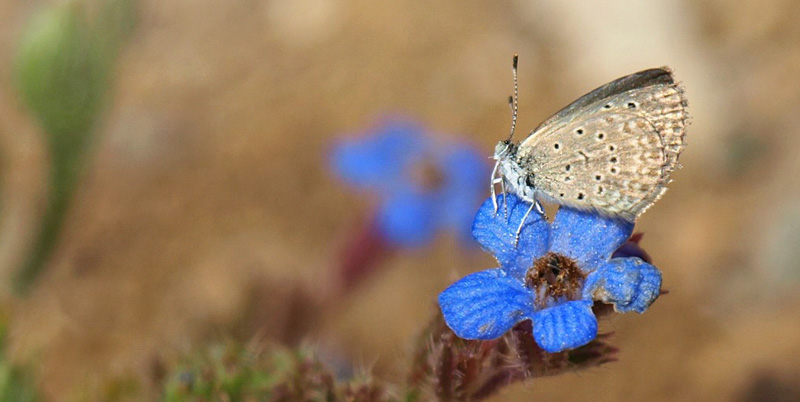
xmin=471 ymin=194 xmax=549 ymax=279
xmin=377 ymin=190 xmax=435 ymax=247
xmin=437 ymin=144 xmax=488 ymax=245
xmin=532 ymin=300 xmax=597 ymax=353
xmin=330 ymin=139 xmax=388 ymax=189
xmin=439 ymin=268 xmax=533 ymax=340
xmin=330 ymin=119 xmax=427 ymax=191
xmin=549 ymin=207 xmax=634 ymax=271
xmin=583 ymin=258 xmax=662 ymax=313
xmin=440 ymin=143 xmax=487 ymax=194
xmin=439 ymin=192 xmax=481 ymax=246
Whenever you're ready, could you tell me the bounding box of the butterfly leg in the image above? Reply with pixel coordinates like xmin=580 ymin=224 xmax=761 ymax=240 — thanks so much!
xmin=491 ymin=179 xmax=504 ymax=216
xmin=534 ymin=199 xmax=546 ymax=219
xmin=514 ymin=201 xmax=536 ymax=246
xmin=501 ymin=179 xmax=509 ymax=218
xmin=514 ymin=199 xmax=545 ymax=246
xmin=490 ymin=161 xmax=502 ymax=215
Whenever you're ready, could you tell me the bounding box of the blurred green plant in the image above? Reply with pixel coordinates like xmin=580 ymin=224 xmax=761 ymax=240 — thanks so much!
xmin=12 ymin=0 xmax=135 ymax=293
xmin=159 ymin=312 xmax=617 ymax=402
xmin=0 ymin=311 xmax=39 ymax=402
xmin=161 ymin=343 xmax=386 ymax=402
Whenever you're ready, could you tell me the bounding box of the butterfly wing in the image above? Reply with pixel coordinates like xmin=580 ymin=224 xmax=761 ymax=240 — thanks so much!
xmin=527 ymin=67 xmax=687 ymax=174
xmin=516 ymin=67 xmax=687 ymax=220
xmin=519 ymin=112 xmax=667 ymax=221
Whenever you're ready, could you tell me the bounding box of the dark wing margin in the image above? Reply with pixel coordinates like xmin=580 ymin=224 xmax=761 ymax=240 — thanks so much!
xmin=532 ymin=68 xmax=674 ymax=132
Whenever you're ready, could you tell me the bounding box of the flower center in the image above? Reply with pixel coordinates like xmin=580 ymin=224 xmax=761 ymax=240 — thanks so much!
xmin=525 ymin=252 xmax=586 ymax=308
xmin=410 ymin=160 xmax=445 ymax=191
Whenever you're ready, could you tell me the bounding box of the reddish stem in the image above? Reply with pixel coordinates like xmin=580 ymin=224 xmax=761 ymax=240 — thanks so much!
xmin=337 ymin=214 xmax=391 ymax=293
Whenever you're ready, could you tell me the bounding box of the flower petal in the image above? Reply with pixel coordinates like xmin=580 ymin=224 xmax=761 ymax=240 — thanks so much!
xmin=330 ymin=119 xmax=427 ymax=191
xmin=611 ymin=233 xmax=652 ymax=263
xmin=377 ymin=189 xmax=435 ymax=247
xmin=437 ymin=144 xmax=488 ymax=245
xmin=439 ymin=268 xmax=533 ymax=340
xmin=583 ymin=258 xmax=662 ymax=313
xmin=440 ymin=143 xmax=487 ymax=194
xmin=549 ymin=207 xmax=634 ymax=271
xmin=532 ymin=300 xmax=597 ymax=353
xmin=471 ymin=194 xmax=549 ymax=279
xmin=438 ymin=192 xmax=481 ymax=246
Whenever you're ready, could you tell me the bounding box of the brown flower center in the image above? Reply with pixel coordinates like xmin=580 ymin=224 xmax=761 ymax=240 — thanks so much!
xmin=410 ymin=160 xmax=445 ymax=191
xmin=525 ymin=252 xmax=587 ymax=308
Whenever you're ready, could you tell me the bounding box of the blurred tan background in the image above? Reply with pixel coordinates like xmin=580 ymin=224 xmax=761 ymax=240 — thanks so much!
xmin=1 ymin=0 xmax=800 ymax=400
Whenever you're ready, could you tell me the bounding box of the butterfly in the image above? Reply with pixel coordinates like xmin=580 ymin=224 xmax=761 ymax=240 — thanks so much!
xmin=491 ymin=55 xmax=688 ymax=240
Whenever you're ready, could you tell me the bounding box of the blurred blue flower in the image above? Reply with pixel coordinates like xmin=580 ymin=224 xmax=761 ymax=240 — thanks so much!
xmin=438 ymin=194 xmax=662 ymax=352
xmin=330 ymin=118 xmax=486 ymax=247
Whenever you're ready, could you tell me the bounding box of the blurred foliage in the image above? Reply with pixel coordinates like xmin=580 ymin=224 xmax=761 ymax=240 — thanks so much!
xmin=161 ymin=343 xmax=387 ymax=401
xmin=159 ymin=312 xmax=618 ymax=402
xmin=15 ymin=2 xmax=107 ymax=142
xmin=11 ymin=0 xmax=135 ymax=292
xmin=0 ymin=312 xmax=39 ymax=402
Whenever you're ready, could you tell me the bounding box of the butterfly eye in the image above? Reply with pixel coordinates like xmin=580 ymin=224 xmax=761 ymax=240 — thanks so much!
xmin=494 ymin=140 xmax=511 ymax=157
xmin=526 ymin=174 xmax=536 ymax=187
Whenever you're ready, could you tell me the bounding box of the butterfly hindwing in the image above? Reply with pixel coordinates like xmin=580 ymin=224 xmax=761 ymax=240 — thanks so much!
xmin=520 ymin=112 xmax=666 ymax=220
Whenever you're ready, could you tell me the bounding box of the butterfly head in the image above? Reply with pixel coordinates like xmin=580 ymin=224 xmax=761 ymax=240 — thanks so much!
xmin=493 ymin=140 xmax=516 ymax=161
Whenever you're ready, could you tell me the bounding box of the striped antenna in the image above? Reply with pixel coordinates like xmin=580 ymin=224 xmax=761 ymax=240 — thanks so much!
xmin=507 ymin=54 xmax=519 ymax=141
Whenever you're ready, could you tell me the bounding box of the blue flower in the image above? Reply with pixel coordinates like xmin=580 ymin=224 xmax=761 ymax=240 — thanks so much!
xmin=438 ymin=194 xmax=662 ymax=352
xmin=330 ymin=117 xmax=487 ymax=247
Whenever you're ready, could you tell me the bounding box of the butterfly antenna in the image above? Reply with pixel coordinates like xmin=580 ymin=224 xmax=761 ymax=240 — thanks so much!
xmin=507 ymin=54 xmax=519 ymax=142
